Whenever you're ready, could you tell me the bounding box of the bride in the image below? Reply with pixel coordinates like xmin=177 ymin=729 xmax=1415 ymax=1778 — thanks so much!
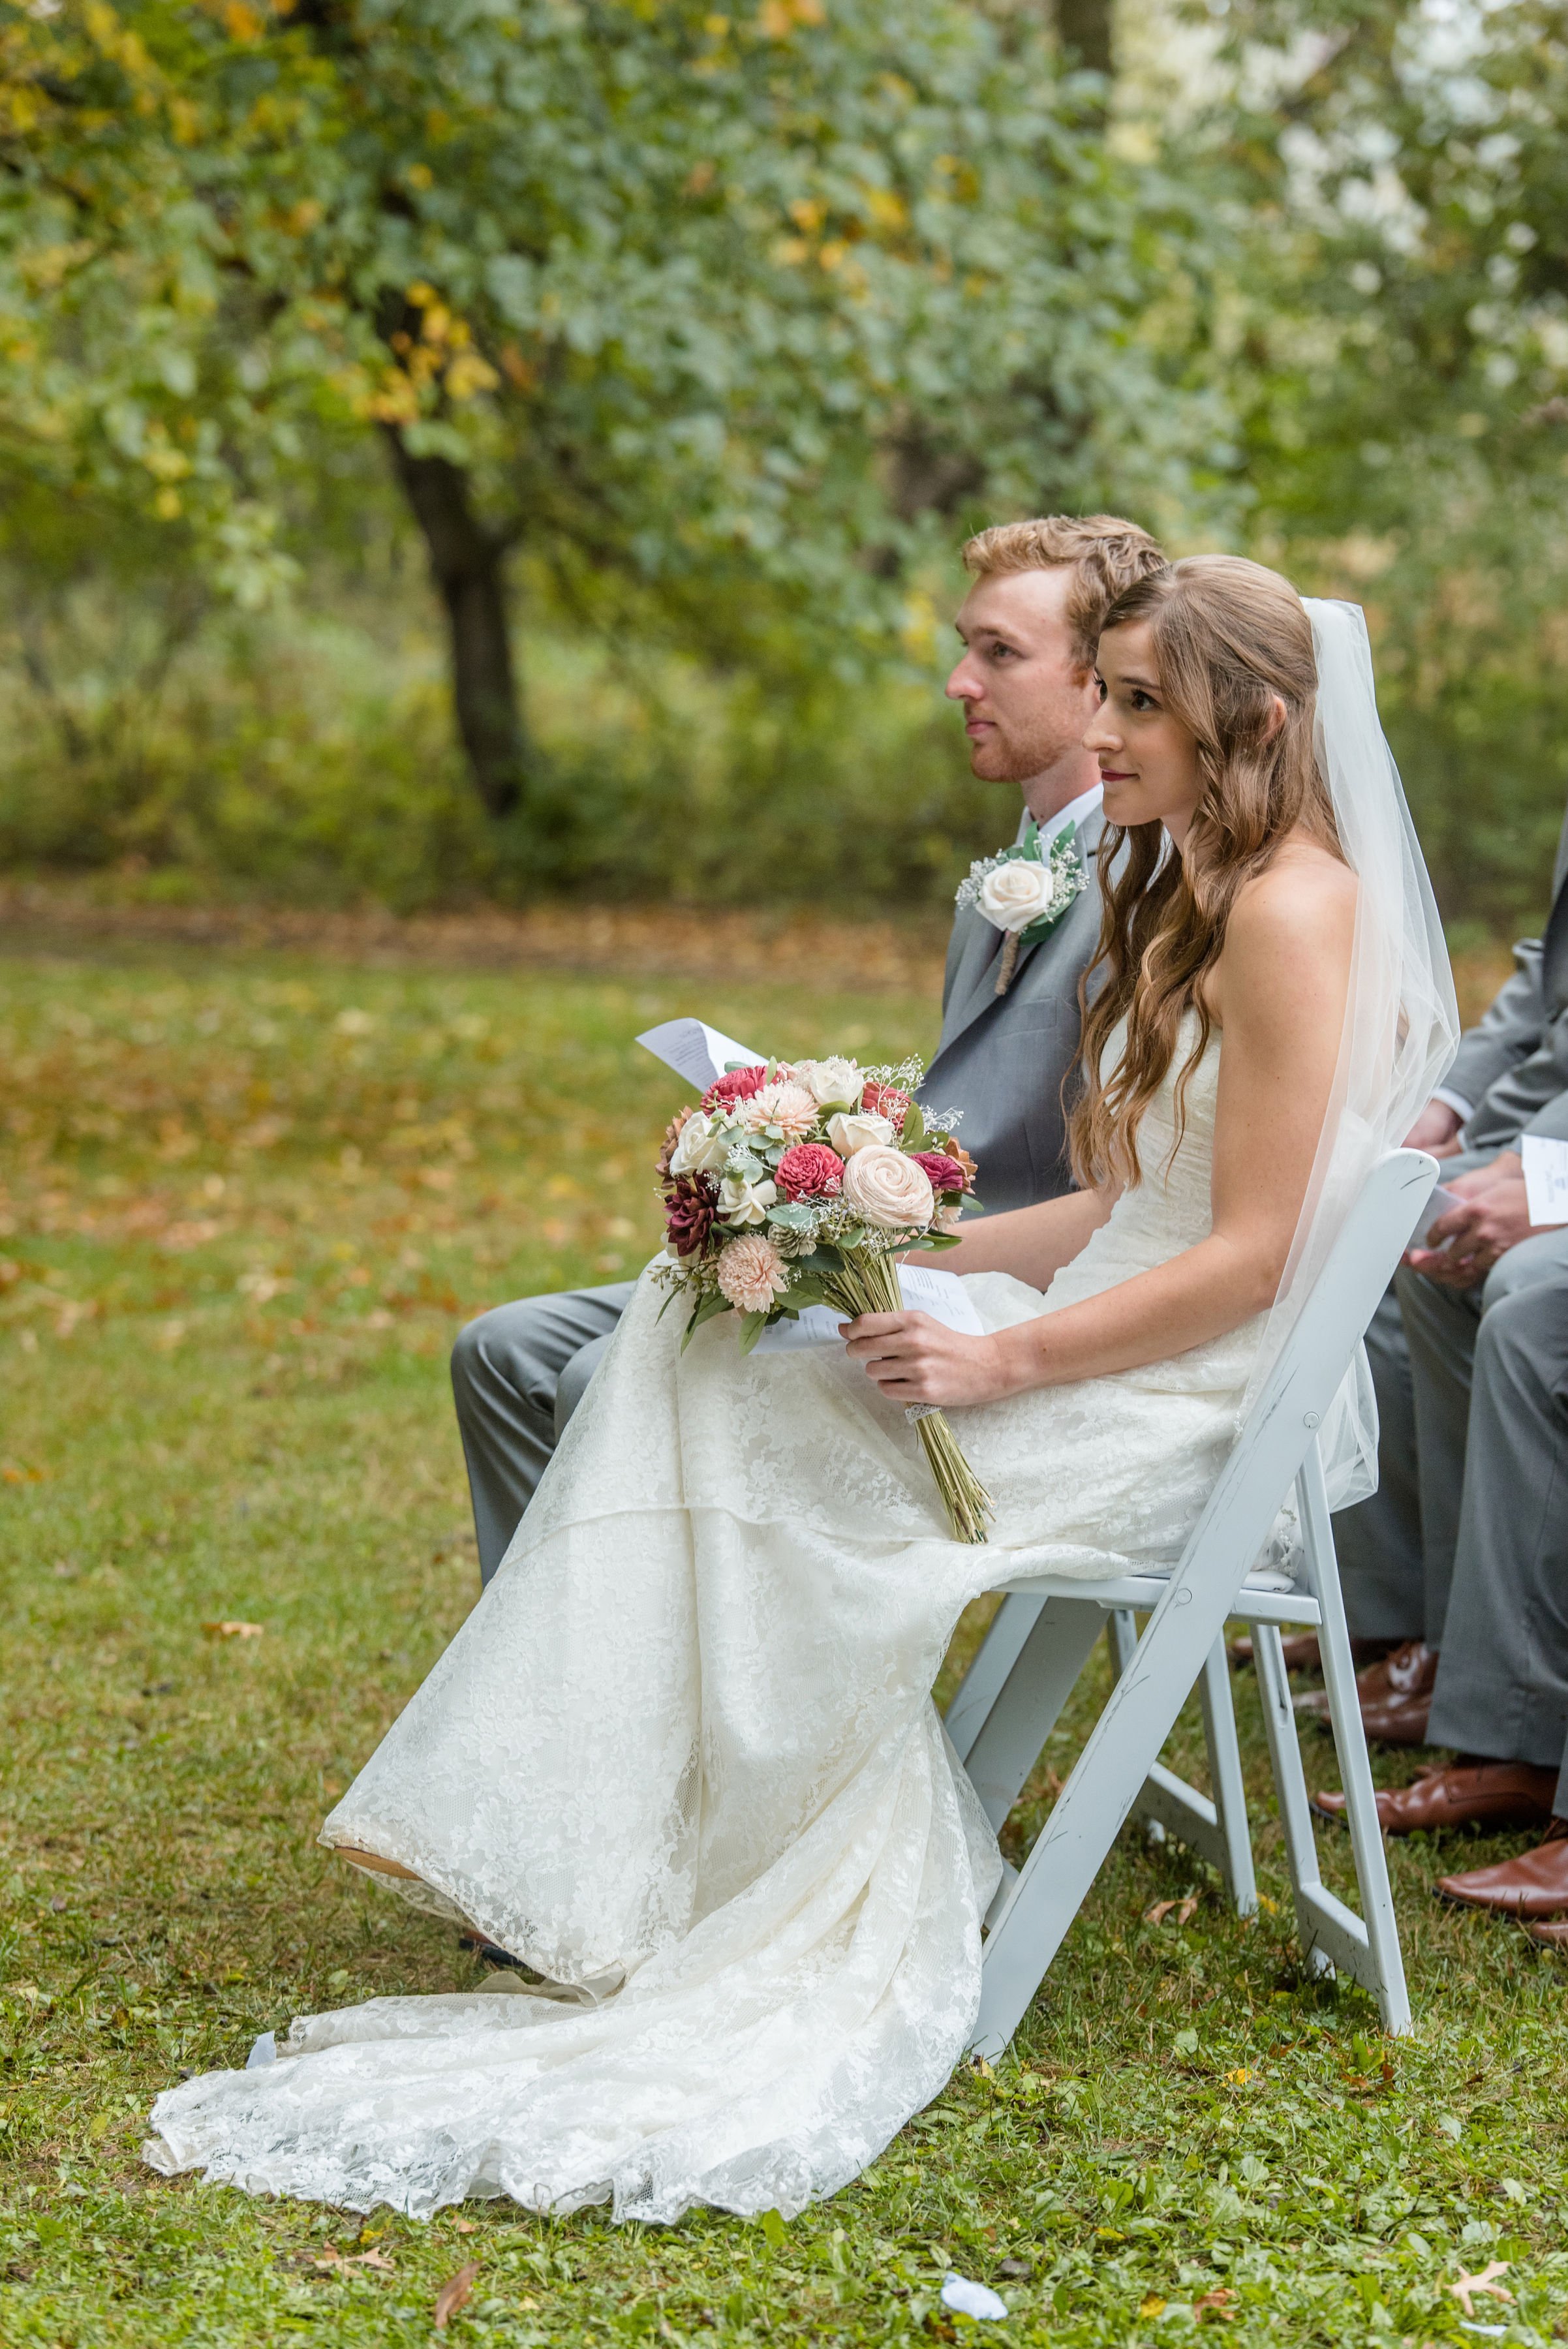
xmin=145 ymin=559 xmax=1454 ymax=2224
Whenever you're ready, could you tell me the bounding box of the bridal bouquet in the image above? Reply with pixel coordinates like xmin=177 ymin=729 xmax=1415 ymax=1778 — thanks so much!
xmin=652 ymin=1053 xmax=994 ymax=1543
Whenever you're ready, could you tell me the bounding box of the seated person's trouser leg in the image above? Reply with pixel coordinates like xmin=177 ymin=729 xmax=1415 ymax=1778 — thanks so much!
xmin=1424 ymin=1228 xmax=1568 ymax=1805
xmin=1391 ymin=1259 xmax=1487 ymax=1648
xmin=450 ymin=1283 xmax=636 ymax=1584
xmin=1330 ymin=1284 xmax=1426 ymax=1640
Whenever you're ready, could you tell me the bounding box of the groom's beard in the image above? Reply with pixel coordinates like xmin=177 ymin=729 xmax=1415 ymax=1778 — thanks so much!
xmin=972 ymin=708 xmax=1090 ymax=785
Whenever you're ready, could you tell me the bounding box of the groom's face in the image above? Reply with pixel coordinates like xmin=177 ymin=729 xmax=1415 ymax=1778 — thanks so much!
xmin=945 ymin=566 xmax=1099 ymax=786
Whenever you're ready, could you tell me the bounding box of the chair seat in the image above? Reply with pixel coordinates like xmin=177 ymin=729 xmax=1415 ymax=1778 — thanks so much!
xmin=994 ymin=1568 xmax=1323 ymax=1628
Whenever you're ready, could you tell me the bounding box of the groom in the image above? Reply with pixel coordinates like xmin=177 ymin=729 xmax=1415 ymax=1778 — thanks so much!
xmin=452 ymin=514 xmax=1167 ymax=1584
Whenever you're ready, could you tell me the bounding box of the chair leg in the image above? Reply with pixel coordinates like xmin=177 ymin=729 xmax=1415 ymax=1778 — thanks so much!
xmin=945 ymin=1592 xmax=1046 ymax=1766
xmin=1297 ymin=1447 xmax=1411 ymax=2034
xmin=961 ymin=1598 xmax=1107 ymax=1832
xmin=1110 ymin=1612 xmax=1166 ymax=1847
xmin=974 ymin=1574 xmax=1250 ymax=2055
xmin=1198 ymin=1639 xmax=1257 ymax=1916
xmin=1110 ymin=1614 xmax=1255 ymax=1908
xmin=1252 ymin=1621 xmax=1335 ymax=1980
xmin=1249 ymin=1529 xmax=1411 ymax=2031
xmin=1109 ymin=1608 xmax=1139 ymax=1678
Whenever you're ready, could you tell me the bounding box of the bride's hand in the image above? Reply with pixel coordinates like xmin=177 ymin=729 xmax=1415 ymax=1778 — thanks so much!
xmin=840 ymin=1312 xmax=1014 ymax=1407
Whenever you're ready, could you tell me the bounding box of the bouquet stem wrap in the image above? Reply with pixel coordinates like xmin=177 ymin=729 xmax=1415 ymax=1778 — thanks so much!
xmin=818 ymin=1250 xmax=994 ymax=1547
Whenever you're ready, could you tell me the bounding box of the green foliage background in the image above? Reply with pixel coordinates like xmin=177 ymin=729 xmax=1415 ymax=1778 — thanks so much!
xmin=5 ymin=0 xmax=1568 ymax=930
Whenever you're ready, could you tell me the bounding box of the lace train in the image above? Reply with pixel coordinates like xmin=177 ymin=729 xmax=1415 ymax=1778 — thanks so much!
xmin=146 ymin=1021 xmax=1257 ymax=2222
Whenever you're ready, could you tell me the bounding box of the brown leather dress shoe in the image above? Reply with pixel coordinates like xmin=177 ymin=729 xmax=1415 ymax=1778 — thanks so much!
xmin=1303 ymin=1638 xmax=1438 ymax=1744
xmin=1312 ymin=1761 xmax=1561 ymax=1834
xmin=1230 ymin=1631 xmax=1323 ymax=1672
xmin=1526 ymin=1917 xmax=1568 ymax=1948
xmin=1436 ymin=1818 xmax=1568 ymax=1916
xmin=1229 ymin=1633 xmax=1394 ymax=1672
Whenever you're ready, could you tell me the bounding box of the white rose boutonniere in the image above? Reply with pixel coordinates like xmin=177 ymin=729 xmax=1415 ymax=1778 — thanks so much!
xmin=955 ymin=818 xmax=1090 ymax=994
xmin=978 ymin=858 xmax=1060 ymax=933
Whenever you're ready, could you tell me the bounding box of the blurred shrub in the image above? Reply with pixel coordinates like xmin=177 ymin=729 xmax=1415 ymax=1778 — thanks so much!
xmin=3 ymin=559 xmax=1566 ymax=934
xmin=0 ymin=576 xmax=1009 ymax=915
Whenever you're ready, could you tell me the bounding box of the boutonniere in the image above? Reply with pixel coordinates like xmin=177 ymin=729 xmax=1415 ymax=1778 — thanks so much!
xmin=955 ymin=820 xmax=1090 ymax=995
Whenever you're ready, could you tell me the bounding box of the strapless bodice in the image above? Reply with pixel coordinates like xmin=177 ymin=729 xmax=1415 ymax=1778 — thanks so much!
xmin=966 ymin=1009 xmax=1267 ymax=1398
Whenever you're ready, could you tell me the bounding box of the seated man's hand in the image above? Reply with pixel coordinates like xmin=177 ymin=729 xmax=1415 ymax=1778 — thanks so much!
xmin=842 ymin=1312 xmax=1013 ymax=1408
xmin=1404 ymin=1097 xmax=1464 ymax=1157
xmin=1406 ymin=1150 xmax=1534 ymax=1287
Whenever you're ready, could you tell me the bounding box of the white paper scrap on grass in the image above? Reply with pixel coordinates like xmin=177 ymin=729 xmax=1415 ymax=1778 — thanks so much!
xmin=1522 ymin=1134 xmax=1568 ymax=1226
xmin=636 ymin=1018 xmax=766 ymax=1092
xmin=754 ymin=1262 xmax=984 ymax=1352
xmin=941 ymin=2273 xmax=1007 ymax=2322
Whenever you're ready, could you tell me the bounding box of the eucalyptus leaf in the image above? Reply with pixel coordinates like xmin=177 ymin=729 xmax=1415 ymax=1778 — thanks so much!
xmin=766 ymin=1202 xmax=817 ymax=1230
xmin=679 ymin=1290 xmax=732 ymax=1352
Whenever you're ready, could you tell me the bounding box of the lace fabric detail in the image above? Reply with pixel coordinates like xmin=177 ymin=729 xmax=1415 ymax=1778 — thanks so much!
xmin=146 ymin=1019 xmax=1258 ymax=2224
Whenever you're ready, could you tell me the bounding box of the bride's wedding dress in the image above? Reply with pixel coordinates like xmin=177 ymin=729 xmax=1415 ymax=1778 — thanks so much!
xmin=146 ymin=1019 xmax=1264 ymax=2222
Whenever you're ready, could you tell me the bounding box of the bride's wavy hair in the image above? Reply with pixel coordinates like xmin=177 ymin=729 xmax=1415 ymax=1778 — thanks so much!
xmin=1069 ymin=555 xmax=1343 ymax=1191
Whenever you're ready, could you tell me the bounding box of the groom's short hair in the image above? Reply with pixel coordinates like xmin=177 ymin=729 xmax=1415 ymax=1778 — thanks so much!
xmin=962 ymin=515 xmax=1166 ymax=669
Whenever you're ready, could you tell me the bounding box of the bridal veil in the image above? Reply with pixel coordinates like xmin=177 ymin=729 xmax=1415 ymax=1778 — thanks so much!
xmin=1246 ymin=596 xmax=1460 ymax=1507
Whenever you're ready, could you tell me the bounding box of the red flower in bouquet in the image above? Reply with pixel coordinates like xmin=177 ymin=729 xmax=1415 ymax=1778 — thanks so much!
xmin=702 ymin=1066 xmax=768 ymax=1112
xmin=912 ymin=1150 xmax=970 ymax=1194
xmin=665 ymin=1174 xmax=718 ymax=1256
xmin=860 ymin=1081 xmax=910 ymax=1126
xmin=776 ymin=1142 xmax=845 ymax=1201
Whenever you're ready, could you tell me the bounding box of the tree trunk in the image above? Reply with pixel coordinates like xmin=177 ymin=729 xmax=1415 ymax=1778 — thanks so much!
xmin=1057 ymin=0 xmax=1113 ymax=78
xmin=384 ymin=431 xmax=529 ymax=819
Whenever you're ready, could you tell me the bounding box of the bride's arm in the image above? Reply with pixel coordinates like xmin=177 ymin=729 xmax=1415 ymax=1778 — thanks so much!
xmin=927 ymin=1185 xmax=1115 ymax=1289
xmin=850 ymin=852 xmax=1357 ymax=1407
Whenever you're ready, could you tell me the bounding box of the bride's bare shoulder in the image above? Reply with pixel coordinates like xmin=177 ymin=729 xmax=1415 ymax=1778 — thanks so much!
xmin=1231 ymin=837 xmax=1357 ymax=945
xmin=1219 ymin=839 xmax=1357 ymax=1011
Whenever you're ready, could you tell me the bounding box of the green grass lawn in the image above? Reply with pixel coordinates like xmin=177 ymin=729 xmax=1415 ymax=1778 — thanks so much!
xmin=0 ymin=938 xmax=1564 ymax=2349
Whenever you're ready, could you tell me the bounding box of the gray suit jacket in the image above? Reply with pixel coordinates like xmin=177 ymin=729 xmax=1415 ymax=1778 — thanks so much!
xmin=915 ymin=806 xmax=1107 ymax=1214
xmin=1451 ymin=796 xmax=1568 ymax=1153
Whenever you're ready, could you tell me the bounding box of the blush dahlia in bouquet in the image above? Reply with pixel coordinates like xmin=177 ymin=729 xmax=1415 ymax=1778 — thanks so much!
xmin=652 ymin=1053 xmax=993 ymax=1543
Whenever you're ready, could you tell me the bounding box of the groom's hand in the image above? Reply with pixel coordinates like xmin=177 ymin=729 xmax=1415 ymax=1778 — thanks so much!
xmin=841 ymin=1312 xmax=1011 ymax=1407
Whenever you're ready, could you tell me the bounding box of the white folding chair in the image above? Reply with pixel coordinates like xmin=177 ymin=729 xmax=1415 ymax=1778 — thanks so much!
xmin=949 ymin=1148 xmax=1437 ymax=2055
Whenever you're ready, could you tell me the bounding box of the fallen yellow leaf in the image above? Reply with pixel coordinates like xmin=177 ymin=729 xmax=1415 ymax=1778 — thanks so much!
xmin=202 ymin=1620 xmax=264 ymax=1639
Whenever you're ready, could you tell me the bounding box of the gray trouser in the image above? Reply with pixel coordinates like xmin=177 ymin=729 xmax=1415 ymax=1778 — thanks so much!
xmin=1330 ymin=1283 xmax=1426 ymax=1641
xmin=1421 ymin=1226 xmax=1568 ymax=1809
xmin=450 ymin=1282 xmax=636 ymax=1584
xmin=1330 ymin=1145 xmax=1505 ymax=1644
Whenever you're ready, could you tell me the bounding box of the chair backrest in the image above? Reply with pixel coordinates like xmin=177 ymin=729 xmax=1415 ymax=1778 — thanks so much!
xmin=1164 ymin=1148 xmax=1437 ymax=1610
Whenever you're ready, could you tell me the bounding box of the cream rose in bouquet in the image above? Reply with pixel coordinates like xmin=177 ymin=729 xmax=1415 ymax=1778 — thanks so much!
xmin=652 ymin=1053 xmax=992 ymax=1543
